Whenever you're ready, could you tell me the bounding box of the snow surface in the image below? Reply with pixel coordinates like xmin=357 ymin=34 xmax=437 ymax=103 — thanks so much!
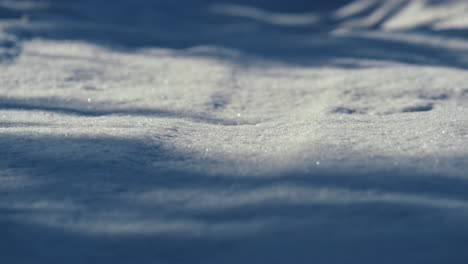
xmin=1 ymin=0 xmax=468 ymax=263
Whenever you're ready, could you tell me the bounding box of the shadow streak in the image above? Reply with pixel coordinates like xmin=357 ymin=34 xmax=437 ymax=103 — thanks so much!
xmin=1 ymin=132 xmax=468 ymax=263
xmin=0 ymin=96 xmax=254 ymax=126
xmin=1 ymin=0 xmax=467 ymax=69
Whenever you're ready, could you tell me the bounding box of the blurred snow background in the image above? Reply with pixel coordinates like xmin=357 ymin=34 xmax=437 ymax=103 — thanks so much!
xmin=1 ymin=0 xmax=468 ymax=263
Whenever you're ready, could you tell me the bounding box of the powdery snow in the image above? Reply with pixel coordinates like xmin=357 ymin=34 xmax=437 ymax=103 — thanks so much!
xmin=1 ymin=0 xmax=468 ymax=263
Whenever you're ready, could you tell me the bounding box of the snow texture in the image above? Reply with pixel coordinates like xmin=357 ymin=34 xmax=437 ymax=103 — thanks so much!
xmin=1 ymin=0 xmax=468 ymax=263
